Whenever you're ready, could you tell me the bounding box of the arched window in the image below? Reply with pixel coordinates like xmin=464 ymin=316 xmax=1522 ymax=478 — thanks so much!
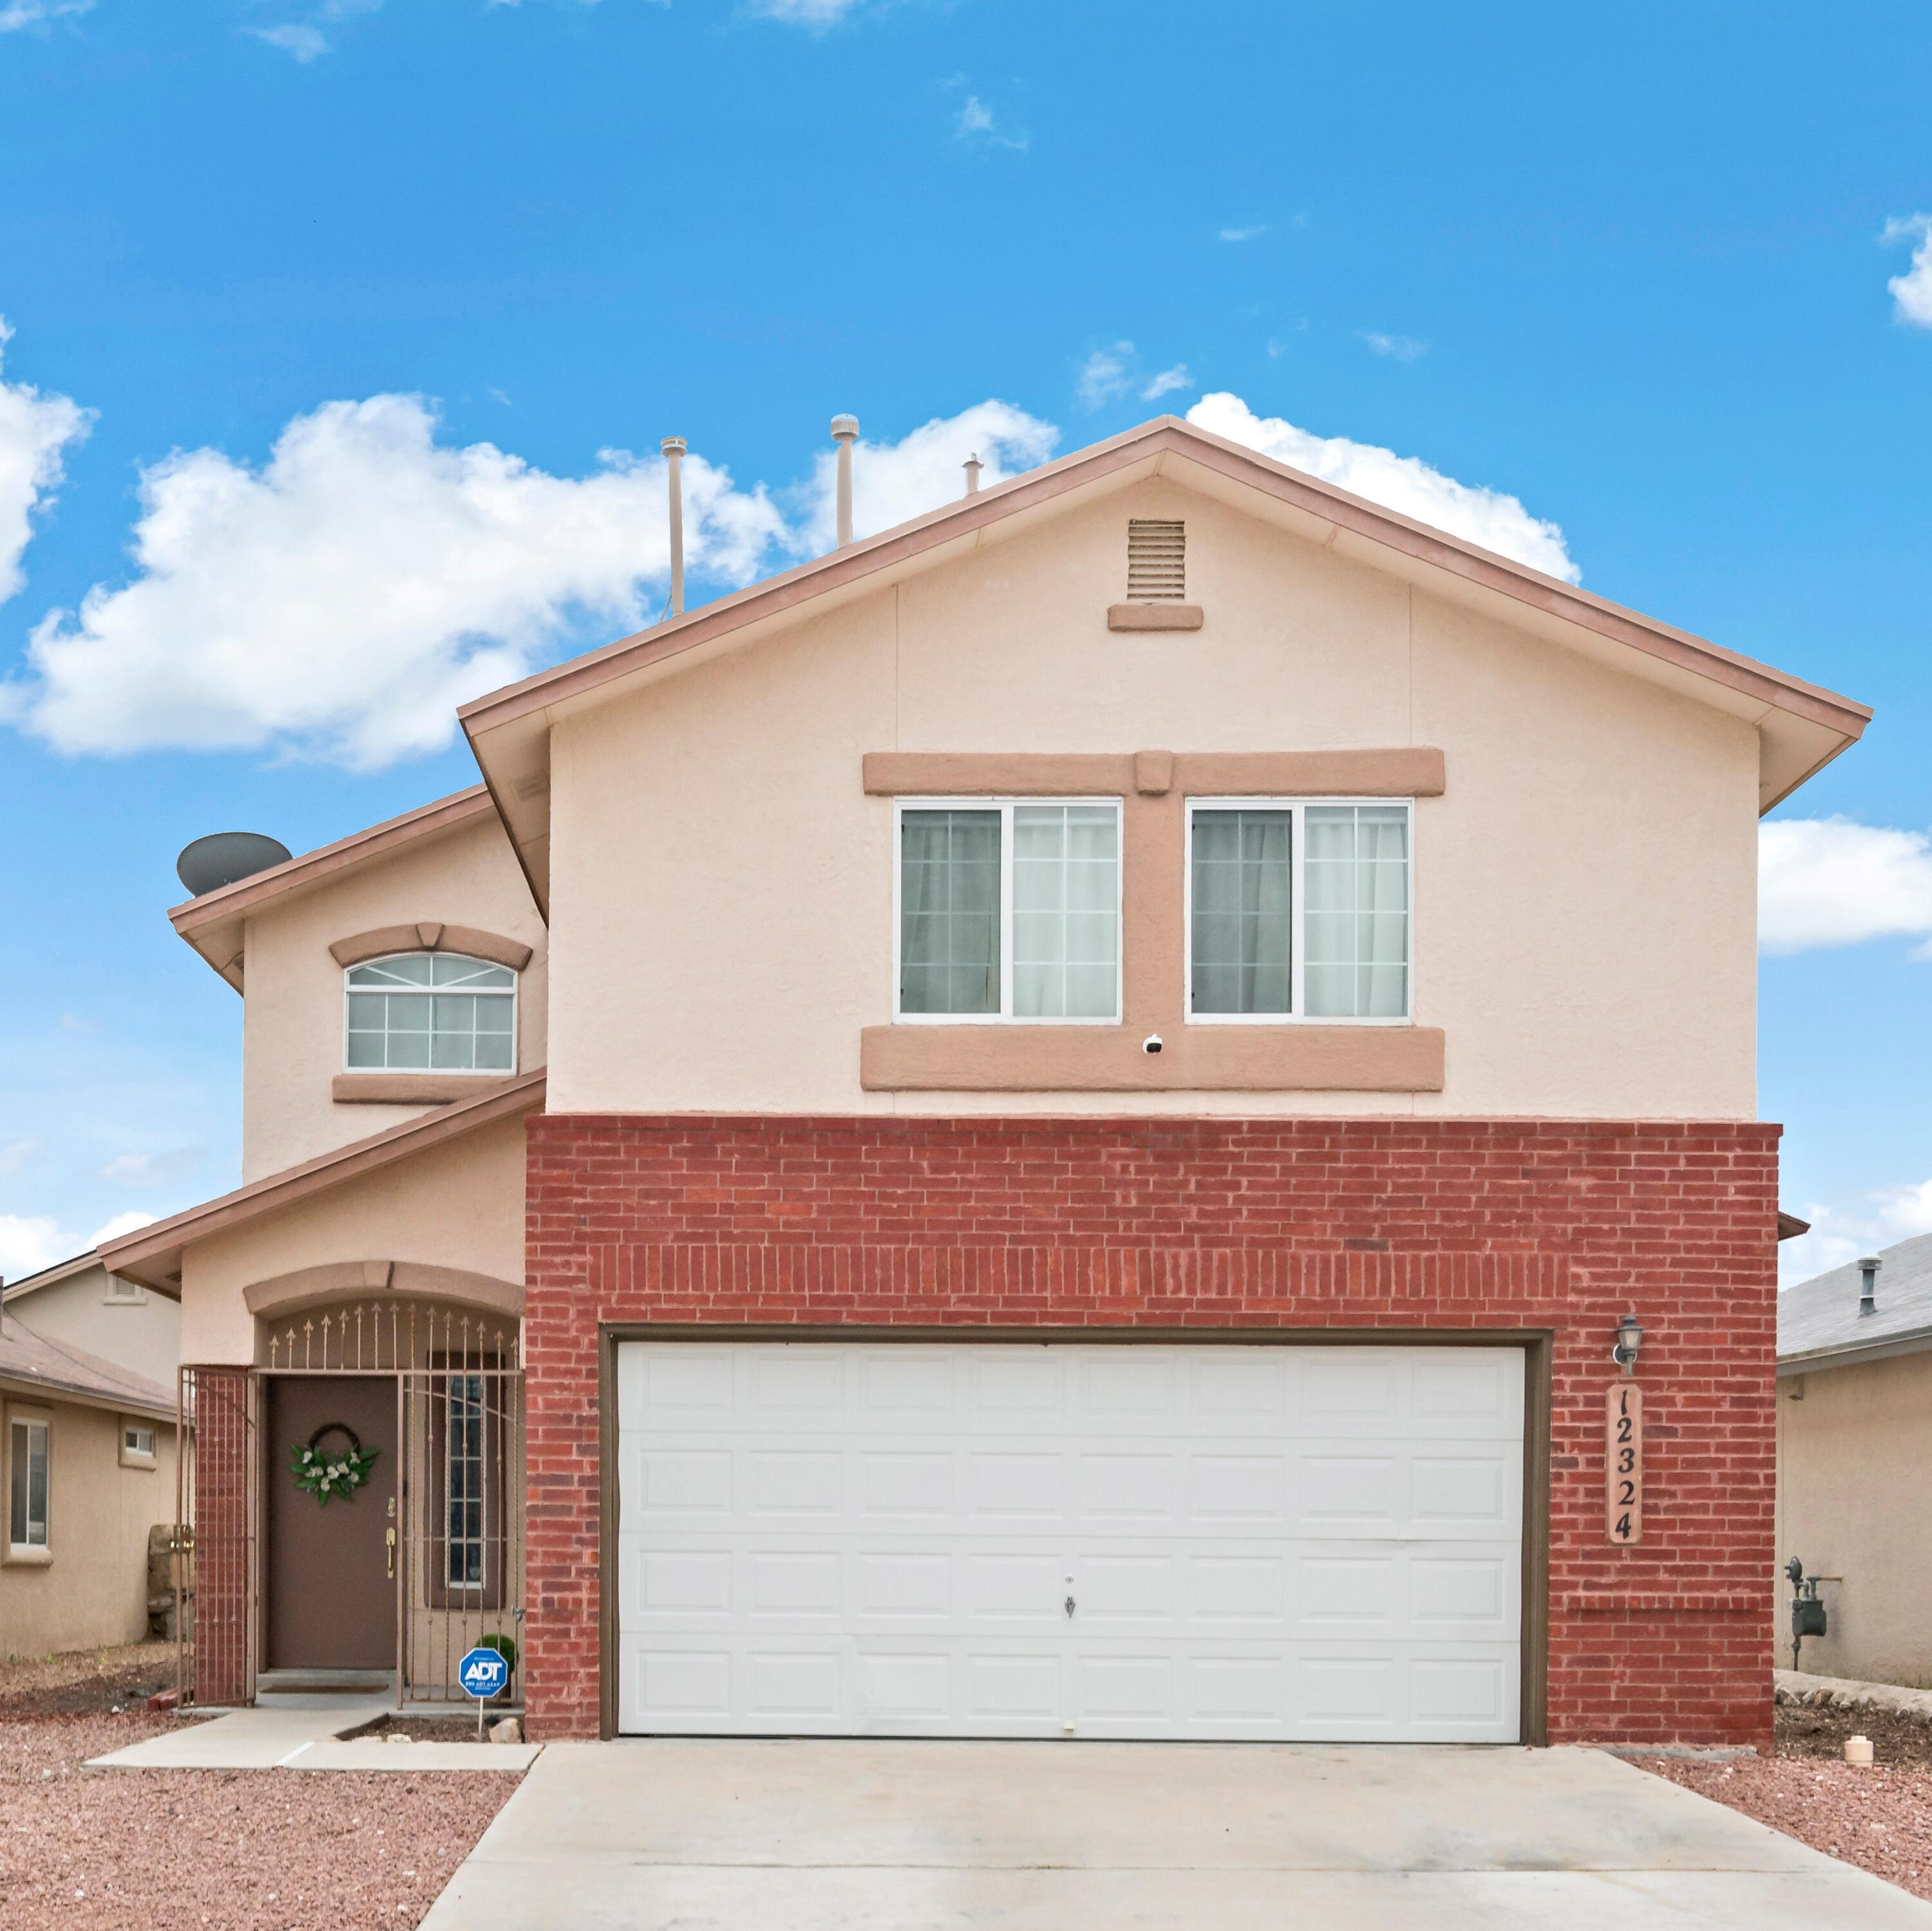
xmin=344 ymin=953 xmax=516 ymax=1073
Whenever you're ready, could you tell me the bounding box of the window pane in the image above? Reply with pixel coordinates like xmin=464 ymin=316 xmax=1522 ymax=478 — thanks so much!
xmin=899 ymin=811 xmax=1001 ymax=1014
xmin=1303 ymin=805 xmax=1409 ymax=1017
xmin=1010 ymin=805 xmax=1119 ymax=1019
xmin=1191 ymin=809 xmax=1293 ymax=1014
xmin=345 ymin=954 xmax=516 ymax=1073
xmin=11 ymin=1420 xmax=48 ymax=1548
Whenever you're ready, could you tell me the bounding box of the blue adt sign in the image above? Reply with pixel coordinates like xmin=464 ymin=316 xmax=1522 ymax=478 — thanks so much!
xmin=457 ymin=1646 xmax=510 ymax=1701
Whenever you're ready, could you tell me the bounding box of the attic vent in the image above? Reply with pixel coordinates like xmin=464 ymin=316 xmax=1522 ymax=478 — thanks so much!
xmin=1127 ymin=519 xmax=1186 ymax=601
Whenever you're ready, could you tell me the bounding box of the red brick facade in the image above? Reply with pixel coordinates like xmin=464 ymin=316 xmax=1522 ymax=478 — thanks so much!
xmin=522 ymin=1113 xmax=1780 ymax=1747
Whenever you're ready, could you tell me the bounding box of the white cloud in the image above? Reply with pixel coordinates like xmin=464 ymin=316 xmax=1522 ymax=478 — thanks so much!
xmin=0 ymin=0 xmax=93 ymax=29
xmin=0 ymin=317 xmax=93 ymax=605
xmin=0 ymin=1214 xmax=66 ymax=1281
xmin=90 ymin=1209 xmax=156 ymax=1243
xmin=954 ymin=94 xmax=1027 ymax=150
xmin=1779 ymin=1187 xmax=1932 ymax=1289
xmin=248 ymin=22 xmax=330 ymax=60
xmin=746 ymin=0 xmax=866 ymax=24
xmin=1777 ymin=1205 xmax=1863 ymax=1290
xmin=3 ymin=393 xmax=786 ymax=769
xmin=793 ymin=400 xmax=1057 ymax=552
xmin=1758 ymin=817 xmax=1932 ymax=954
xmin=1883 ymin=214 xmax=1932 ymax=329
xmin=1186 ymin=391 xmax=1578 ymax=582
xmin=1218 ymin=225 xmax=1267 ymax=243
xmin=0 ymin=1138 xmax=38 ymax=1177
xmin=1076 ymin=343 xmax=1135 ymax=410
xmin=1362 ymin=331 xmax=1428 ymax=363
xmin=0 ymin=1207 xmax=157 ymax=1280
xmin=1141 ymin=365 xmax=1192 ymax=402
xmin=99 ymin=1148 xmax=202 ymax=1189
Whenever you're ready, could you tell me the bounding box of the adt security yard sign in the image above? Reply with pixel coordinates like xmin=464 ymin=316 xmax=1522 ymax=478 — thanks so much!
xmin=459 ymin=1646 xmax=509 ymax=1699
xmin=458 ymin=1645 xmax=511 ymax=1737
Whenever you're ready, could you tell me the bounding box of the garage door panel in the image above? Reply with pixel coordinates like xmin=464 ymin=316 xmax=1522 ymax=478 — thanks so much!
xmin=616 ymin=1341 xmax=1525 ymax=1742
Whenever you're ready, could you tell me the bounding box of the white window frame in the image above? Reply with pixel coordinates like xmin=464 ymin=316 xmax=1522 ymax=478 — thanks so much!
xmin=1184 ymin=796 xmax=1415 ymax=1026
xmin=893 ymin=797 xmax=1124 ymax=1026
xmin=341 ymin=952 xmax=519 ymax=1075
xmin=6 ymin=1408 xmax=52 ymax=1558
xmin=120 ymin=1420 xmax=157 ymax=1470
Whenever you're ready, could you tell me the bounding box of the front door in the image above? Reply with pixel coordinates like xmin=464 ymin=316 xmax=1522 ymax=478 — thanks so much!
xmin=265 ymin=1375 xmax=397 ymax=1671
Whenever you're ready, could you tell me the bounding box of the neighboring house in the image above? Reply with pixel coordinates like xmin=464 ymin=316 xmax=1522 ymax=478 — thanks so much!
xmin=1 ymin=1254 xmax=180 ymax=1659
xmin=98 ymin=414 xmax=1869 ymax=1749
xmin=1777 ymin=1233 xmax=1932 ymax=1685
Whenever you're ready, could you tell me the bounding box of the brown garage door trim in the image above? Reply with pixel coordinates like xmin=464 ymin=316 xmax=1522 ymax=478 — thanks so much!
xmin=595 ymin=1323 xmax=1553 ymax=1746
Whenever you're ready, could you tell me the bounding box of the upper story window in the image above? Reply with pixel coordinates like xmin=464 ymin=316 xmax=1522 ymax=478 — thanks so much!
xmin=1187 ymin=800 xmax=1411 ymax=1022
xmin=896 ymin=800 xmax=1121 ymax=1022
xmin=344 ymin=953 xmax=517 ymax=1073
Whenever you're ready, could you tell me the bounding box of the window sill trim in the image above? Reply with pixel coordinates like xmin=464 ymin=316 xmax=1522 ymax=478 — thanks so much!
xmin=3 ymin=1545 xmax=53 ymax=1567
xmin=333 ymin=1073 xmax=519 ymax=1105
xmin=861 ymin=1023 xmax=1445 ymax=1092
xmin=1108 ymin=604 xmax=1204 ymax=632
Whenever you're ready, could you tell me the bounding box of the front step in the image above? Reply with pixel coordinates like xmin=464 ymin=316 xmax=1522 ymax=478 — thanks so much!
xmin=255 ymin=1668 xmax=395 ymax=1697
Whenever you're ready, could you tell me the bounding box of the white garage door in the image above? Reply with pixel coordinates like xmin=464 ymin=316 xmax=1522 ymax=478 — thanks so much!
xmin=615 ymin=1341 xmax=1523 ymax=1742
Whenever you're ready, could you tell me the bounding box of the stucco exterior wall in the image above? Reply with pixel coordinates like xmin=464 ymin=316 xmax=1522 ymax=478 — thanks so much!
xmin=1 ymin=1394 xmax=178 ymax=1659
xmin=544 ymin=476 xmax=1760 ymax=1121
xmin=180 ymin=1118 xmax=529 ymax=1366
xmin=3 ymin=1262 xmax=181 ymax=1390
xmin=1776 ymin=1354 xmax=1932 ymax=1685
xmin=240 ymin=815 xmax=547 ymax=1180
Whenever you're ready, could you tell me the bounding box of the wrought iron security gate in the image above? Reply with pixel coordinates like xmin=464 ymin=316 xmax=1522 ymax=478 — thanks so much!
xmin=177 ymin=1302 xmax=525 ymax=1709
xmin=174 ymin=1364 xmax=256 ymax=1709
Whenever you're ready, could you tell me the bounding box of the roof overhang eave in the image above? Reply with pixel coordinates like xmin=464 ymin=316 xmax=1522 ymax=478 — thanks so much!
xmin=1777 ymin=1325 xmax=1932 ymax=1377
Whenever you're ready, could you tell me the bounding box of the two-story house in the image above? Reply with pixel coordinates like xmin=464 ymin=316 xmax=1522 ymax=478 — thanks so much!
xmin=102 ymin=413 xmax=1868 ymax=1749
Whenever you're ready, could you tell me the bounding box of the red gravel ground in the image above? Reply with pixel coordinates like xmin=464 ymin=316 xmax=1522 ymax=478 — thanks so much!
xmin=1641 ymin=1702 xmax=1932 ymax=1904
xmin=0 ymin=1643 xmax=524 ymax=1930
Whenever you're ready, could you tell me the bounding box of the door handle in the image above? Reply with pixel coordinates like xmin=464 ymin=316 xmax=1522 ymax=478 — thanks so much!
xmin=1065 ymin=1594 xmax=1075 ymax=1619
xmin=385 ymin=1527 xmax=397 ymax=1581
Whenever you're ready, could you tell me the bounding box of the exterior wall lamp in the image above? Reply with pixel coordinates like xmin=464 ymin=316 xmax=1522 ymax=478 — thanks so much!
xmin=1611 ymin=1314 xmax=1645 ymax=1375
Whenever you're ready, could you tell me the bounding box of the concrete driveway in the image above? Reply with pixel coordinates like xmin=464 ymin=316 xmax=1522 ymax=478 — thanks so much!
xmin=420 ymin=1739 xmax=1932 ymax=1930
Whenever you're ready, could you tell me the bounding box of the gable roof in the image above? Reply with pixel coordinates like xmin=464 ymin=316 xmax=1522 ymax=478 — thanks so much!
xmin=1 ymin=1247 xmax=108 ymax=1303
xmin=169 ymin=786 xmax=498 ymax=989
xmin=98 ymin=1069 xmax=546 ymax=1294
xmin=457 ymin=413 xmax=1870 ymax=915
xmin=1779 ymin=1231 xmax=1932 ymax=1373
xmin=0 ymin=1310 xmax=175 ymax=1420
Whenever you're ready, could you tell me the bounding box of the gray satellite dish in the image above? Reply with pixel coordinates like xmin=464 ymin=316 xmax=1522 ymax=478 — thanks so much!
xmin=176 ymin=831 xmax=294 ymax=898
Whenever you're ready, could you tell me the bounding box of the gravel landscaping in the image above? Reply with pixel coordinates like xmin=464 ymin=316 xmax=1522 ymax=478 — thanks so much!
xmin=0 ymin=1643 xmax=523 ymax=1930
xmin=1641 ymin=1701 xmax=1932 ymax=1903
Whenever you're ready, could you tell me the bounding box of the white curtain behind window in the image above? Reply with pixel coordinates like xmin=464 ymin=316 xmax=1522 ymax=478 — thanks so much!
xmin=1304 ymin=805 xmax=1408 ymax=1017
xmin=1012 ymin=805 xmax=1119 ymax=1018
xmin=899 ymin=810 xmax=1000 ymax=1013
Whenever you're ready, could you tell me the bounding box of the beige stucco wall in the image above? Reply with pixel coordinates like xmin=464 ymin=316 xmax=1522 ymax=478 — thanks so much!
xmin=180 ymin=1118 xmax=528 ymax=1366
xmin=1777 ymin=1355 xmax=1932 ymax=1686
xmin=545 ymin=475 xmax=1760 ymax=1119
xmin=241 ymin=815 xmax=547 ymax=1180
xmin=4 ymin=1262 xmax=181 ymax=1390
xmin=1 ymin=1393 xmax=178 ymax=1659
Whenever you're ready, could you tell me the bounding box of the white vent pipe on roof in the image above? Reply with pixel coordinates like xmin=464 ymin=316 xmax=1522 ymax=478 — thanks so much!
xmin=1859 ymin=1254 xmax=1882 ymax=1317
xmin=831 ymin=414 xmax=858 ymax=547
xmin=661 ymin=436 xmax=687 ymax=617
xmin=963 ymin=451 xmax=983 ymax=496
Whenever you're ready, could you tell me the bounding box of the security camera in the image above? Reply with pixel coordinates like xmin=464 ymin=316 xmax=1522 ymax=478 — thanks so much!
xmin=1142 ymin=1033 xmax=1163 ymax=1055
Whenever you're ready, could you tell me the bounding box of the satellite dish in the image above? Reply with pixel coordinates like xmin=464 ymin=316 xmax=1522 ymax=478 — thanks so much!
xmin=176 ymin=832 xmax=294 ymax=898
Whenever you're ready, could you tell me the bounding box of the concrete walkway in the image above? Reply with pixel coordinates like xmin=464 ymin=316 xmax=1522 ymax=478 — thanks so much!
xmin=88 ymin=1695 xmax=543 ymax=1773
xmin=419 ymin=1738 xmax=1932 ymax=1930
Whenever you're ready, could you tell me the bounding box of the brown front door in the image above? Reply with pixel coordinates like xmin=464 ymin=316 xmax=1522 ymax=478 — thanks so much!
xmin=265 ymin=1376 xmax=397 ymax=1671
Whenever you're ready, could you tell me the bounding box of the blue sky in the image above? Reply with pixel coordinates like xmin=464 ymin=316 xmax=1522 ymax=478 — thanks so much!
xmin=0 ymin=0 xmax=1927 ymax=1285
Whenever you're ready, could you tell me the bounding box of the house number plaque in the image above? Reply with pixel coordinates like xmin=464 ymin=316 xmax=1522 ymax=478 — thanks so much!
xmin=1607 ymin=1383 xmax=1642 ymax=1544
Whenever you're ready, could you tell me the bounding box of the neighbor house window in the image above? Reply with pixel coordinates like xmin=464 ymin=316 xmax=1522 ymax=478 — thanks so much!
xmin=1187 ymin=800 xmax=1412 ymax=1021
xmin=344 ymin=954 xmax=516 ymax=1072
xmin=9 ymin=1417 xmax=49 ymax=1550
xmin=897 ymin=800 xmax=1121 ymax=1021
xmin=122 ymin=1422 xmax=156 ymax=1467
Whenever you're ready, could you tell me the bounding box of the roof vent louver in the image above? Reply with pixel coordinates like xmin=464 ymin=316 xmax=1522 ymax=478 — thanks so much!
xmin=1127 ymin=519 xmax=1186 ymax=601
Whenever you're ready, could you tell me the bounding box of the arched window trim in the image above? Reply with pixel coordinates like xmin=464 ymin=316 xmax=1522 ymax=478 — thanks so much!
xmin=342 ymin=950 xmax=518 ymax=1077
